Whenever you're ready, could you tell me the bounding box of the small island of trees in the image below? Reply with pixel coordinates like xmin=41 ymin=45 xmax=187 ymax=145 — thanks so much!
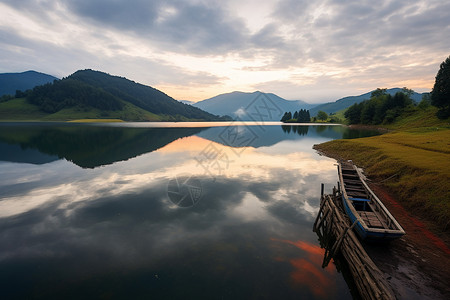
xmin=280 ymin=109 xmax=311 ymax=123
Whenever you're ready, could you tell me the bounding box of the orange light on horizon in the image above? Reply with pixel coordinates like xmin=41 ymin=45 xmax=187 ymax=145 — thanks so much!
xmin=158 ymin=135 xmax=213 ymax=153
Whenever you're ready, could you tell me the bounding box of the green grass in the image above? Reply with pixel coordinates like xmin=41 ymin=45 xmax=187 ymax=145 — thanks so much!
xmin=315 ymin=108 xmax=450 ymax=231
xmin=0 ymin=97 xmax=213 ymax=122
xmin=384 ymin=106 xmax=450 ymax=130
xmin=0 ymin=98 xmax=164 ymax=121
xmin=0 ymin=98 xmax=48 ymax=120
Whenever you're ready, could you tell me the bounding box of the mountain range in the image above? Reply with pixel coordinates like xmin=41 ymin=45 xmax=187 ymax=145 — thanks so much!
xmin=308 ymin=88 xmax=425 ymax=117
xmin=192 ymin=91 xmax=315 ymax=121
xmin=0 ymin=69 xmax=428 ymax=121
xmin=0 ymin=70 xmax=58 ymax=96
xmin=189 ymin=89 xmax=426 ymax=120
xmin=0 ymin=70 xmax=227 ymax=121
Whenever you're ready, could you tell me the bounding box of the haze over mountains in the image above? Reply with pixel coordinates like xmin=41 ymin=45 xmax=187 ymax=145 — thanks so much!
xmin=0 ymin=70 xmax=428 ymax=121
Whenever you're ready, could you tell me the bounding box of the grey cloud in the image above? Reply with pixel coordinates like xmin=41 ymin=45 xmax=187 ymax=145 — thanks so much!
xmin=60 ymin=0 xmax=250 ymax=54
xmin=272 ymin=0 xmax=314 ymax=21
xmin=267 ymin=0 xmax=450 ymax=70
xmin=114 ymin=56 xmax=226 ymax=87
xmin=0 ymin=26 xmax=224 ymax=88
xmin=2 ymin=0 xmax=294 ymax=56
xmin=1 ymin=0 xmax=448 ymax=101
xmin=1 ymin=0 xmax=59 ymax=17
xmin=250 ymin=24 xmax=286 ymax=49
xmin=65 ymin=0 xmax=159 ymax=30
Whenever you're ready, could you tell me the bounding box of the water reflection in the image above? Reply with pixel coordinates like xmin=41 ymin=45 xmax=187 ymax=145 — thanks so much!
xmin=0 ymin=123 xmax=380 ymax=169
xmin=281 ymin=125 xmax=309 ymax=135
xmin=0 ymin=122 xmax=380 ymax=299
xmin=0 ymin=124 xmax=205 ymax=168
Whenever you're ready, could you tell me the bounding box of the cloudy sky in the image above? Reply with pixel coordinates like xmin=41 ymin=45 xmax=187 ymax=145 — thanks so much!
xmin=1 ymin=0 xmax=449 ymax=103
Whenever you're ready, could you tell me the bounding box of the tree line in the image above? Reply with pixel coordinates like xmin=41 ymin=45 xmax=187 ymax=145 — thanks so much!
xmin=280 ymin=109 xmax=311 ymax=122
xmin=344 ymin=88 xmax=416 ymax=125
xmin=345 ymin=54 xmax=450 ymax=124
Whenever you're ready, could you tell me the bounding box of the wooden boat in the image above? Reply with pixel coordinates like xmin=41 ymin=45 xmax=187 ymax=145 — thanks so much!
xmin=338 ymin=161 xmax=405 ymax=241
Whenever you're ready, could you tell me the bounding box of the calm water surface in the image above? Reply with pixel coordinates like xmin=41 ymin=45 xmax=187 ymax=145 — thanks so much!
xmin=0 ymin=122 xmax=380 ymax=299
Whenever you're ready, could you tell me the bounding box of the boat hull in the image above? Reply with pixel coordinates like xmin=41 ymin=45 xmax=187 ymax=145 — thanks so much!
xmin=338 ymin=162 xmax=405 ymax=242
xmin=341 ymin=195 xmax=405 ymax=241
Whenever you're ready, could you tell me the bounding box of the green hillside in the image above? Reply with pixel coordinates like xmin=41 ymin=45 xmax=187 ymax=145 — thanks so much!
xmin=310 ymin=88 xmax=425 ymax=117
xmin=0 ymin=69 xmax=225 ymax=122
xmin=0 ymin=98 xmax=48 ymax=120
xmin=68 ymin=70 xmax=221 ymax=120
xmin=0 ymin=97 xmax=163 ymax=121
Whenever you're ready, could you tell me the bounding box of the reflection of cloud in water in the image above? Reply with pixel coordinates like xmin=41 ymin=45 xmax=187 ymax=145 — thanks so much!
xmin=0 ymin=136 xmax=337 ymax=219
xmin=230 ymin=192 xmax=270 ymax=222
xmin=0 ymin=132 xmax=349 ymax=299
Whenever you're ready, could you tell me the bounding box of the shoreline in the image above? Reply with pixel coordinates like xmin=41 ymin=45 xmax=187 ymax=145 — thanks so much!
xmin=366 ymin=182 xmax=450 ymax=299
xmin=314 ymin=145 xmax=450 ymax=299
xmin=314 ymin=143 xmax=449 ymax=242
xmin=347 ymin=124 xmax=391 ymax=133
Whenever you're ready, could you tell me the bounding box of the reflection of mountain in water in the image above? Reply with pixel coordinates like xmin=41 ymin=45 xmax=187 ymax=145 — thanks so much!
xmin=0 ymin=142 xmax=59 ymax=165
xmin=0 ymin=123 xmax=380 ymax=168
xmin=197 ymin=125 xmax=380 ymax=148
xmin=0 ymin=125 xmax=205 ymax=168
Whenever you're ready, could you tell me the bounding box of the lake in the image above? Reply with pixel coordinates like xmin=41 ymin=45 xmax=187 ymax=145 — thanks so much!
xmin=0 ymin=122 xmax=380 ymax=299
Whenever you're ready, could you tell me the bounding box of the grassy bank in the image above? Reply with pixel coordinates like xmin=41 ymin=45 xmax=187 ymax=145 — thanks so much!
xmin=0 ymin=98 xmax=163 ymax=121
xmin=314 ymin=107 xmax=450 ymax=231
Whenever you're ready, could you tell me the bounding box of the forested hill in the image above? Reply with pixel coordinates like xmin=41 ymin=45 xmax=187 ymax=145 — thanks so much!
xmin=26 ymin=69 xmax=223 ymax=121
xmin=68 ymin=70 xmax=217 ymax=119
xmin=309 ymin=88 xmax=424 ymax=117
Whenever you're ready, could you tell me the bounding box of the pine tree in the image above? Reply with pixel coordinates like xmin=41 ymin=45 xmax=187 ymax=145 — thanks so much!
xmin=431 ymin=55 xmax=450 ymax=119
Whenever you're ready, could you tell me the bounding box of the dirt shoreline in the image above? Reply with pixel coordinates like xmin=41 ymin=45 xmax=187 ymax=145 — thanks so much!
xmin=366 ymin=183 xmax=450 ymax=300
xmin=315 ymin=146 xmax=450 ymax=299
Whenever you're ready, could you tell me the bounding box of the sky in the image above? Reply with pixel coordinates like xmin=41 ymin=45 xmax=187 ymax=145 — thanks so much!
xmin=1 ymin=0 xmax=449 ymax=103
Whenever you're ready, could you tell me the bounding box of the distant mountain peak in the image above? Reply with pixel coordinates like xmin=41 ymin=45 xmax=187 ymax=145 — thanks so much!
xmin=0 ymin=71 xmax=58 ymax=96
xmin=193 ymin=91 xmax=314 ymax=120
